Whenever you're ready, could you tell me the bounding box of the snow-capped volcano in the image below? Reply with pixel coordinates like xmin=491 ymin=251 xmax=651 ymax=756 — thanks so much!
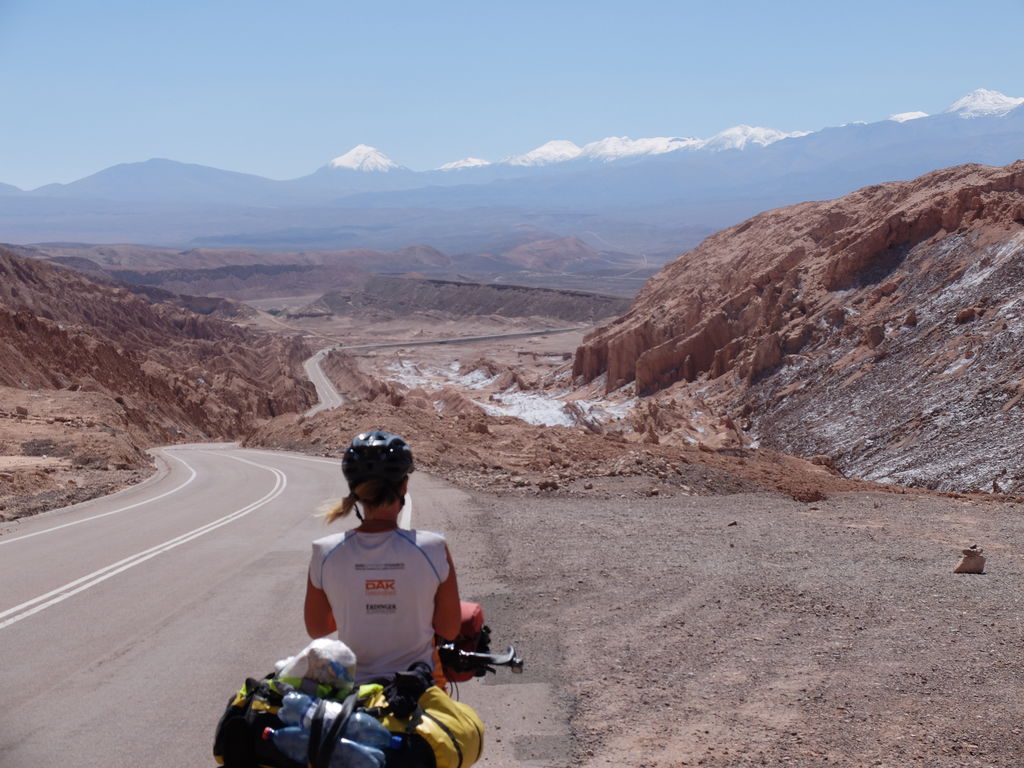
xmin=437 ymin=157 xmax=491 ymax=171
xmin=698 ymin=124 xmax=809 ymax=151
xmin=501 ymin=126 xmax=808 ymax=168
xmin=340 ymin=89 xmax=1022 ymax=176
xmin=9 ymin=86 xmax=1024 ymax=250
xmin=889 ymin=111 xmax=929 ymax=123
xmin=579 ymin=136 xmax=701 ymax=161
xmin=504 ymin=140 xmax=583 ymax=166
xmin=446 ymin=88 xmax=1022 ymax=171
xmin=944 ymin=88 xmax=1024 ymax=118
xmin=328 ymin=144 xmax=404 ymax=172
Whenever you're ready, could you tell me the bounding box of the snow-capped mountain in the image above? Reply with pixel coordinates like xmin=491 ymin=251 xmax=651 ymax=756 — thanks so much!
xmin=579 ymin=136 xmax=701 ymax=162
xmin=328 ymin=144 xmax=404 ymax=172
xmin=697 ymin=124 xmax=810 ymax=151
xmin=423 ymin=89 xmax=1020 ymax=170
xmin=489 ymin=125 xmax=807 ymax=168
xmin=331 ymin=89 xmax=1022 ymax=174
xmin=889 ymin=111 xmax=929 ymax=123
xmin=437 ymin=157 xmax=491 ymax=171
xmin=944 ymin=88 xmax=1024 ymax=118
xmin=504 ymin=140 xmax=584 ymax=166
xmin=5 ymin=88 xmax=1022 ymax=252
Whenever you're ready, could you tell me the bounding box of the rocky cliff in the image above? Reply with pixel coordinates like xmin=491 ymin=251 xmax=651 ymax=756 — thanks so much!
xmin=574 ymin=161 xmax=1024 ymax=491
xmin=0 ymin=247 xmax=315 ymax=441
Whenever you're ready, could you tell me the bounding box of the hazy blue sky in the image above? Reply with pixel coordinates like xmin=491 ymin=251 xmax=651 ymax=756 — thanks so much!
xmin=1 ymin=0 xmax=1022 ymax=189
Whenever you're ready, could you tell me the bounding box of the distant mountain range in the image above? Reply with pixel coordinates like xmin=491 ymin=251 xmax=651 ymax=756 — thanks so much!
xmin=1 ymin=89 xmax=1021 ymax=257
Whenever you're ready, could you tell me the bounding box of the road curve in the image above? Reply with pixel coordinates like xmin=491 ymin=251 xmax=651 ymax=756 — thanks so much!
xmin=304 ymin=348 xmax=346 ymax=416
xmin=302 ymin=326 xmax=584 ymax=415
xmin=0 ymin=444 xmax=562 ymax=768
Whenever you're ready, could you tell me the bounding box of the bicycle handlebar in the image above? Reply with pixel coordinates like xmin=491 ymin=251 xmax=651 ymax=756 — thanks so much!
xmin=438 ymin=643 xmax=524 ymax=676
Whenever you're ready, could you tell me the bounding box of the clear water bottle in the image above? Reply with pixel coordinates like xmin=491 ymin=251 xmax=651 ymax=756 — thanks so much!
xmin=342 ymin=711 xmax=395 ymax=751
xmin=263 ymin=725 xmax=309 ymax=763
xmin=264 ymin=724 xmax=390 ymax=768
xmin=279 ymin=691 xmax=343 ymax=729
xmin=333 ymin=739 xmax=387 ymax=768
xmin=279 ymin=692 xmax=394 ymax=751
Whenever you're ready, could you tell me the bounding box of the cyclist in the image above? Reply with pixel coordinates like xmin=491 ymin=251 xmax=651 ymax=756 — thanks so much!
xmin=304 ymin=430 xmax=461 ymax=684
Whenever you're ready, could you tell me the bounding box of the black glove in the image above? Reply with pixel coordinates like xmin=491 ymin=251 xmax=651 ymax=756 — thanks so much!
xmin=383 ymin=662 xmax=433 ymax=719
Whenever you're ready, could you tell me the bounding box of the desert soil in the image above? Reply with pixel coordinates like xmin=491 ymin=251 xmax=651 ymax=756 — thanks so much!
xmin=469 ymin=484 xmax=1024 ymax=768
xmin=0 ymin=387 xmax=153 ymax=520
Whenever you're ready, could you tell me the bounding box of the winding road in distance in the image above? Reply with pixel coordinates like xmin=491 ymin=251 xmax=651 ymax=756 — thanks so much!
xmin=304 ymin=348 xmax=346 ymax=416
xmin=0 ymin=444 xmax=564 ymax=768
xmin=303 ymin=325 xmax=581 ymax=416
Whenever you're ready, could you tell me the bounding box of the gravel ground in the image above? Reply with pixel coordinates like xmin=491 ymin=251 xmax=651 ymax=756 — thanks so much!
xmin=0 ymin=466 xmax=154 ymax=521
xmin=461 ymin=482 xmax=1024 ymax=767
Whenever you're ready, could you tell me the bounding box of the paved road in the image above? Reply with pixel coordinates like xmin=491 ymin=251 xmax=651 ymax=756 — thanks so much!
xmin=0 ymin=444 xmax=563 ymax=768
xmin=304 ymin=348 xmax=345 ymax=416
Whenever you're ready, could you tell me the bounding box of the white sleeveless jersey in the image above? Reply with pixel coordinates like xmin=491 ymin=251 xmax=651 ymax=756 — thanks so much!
xmin=309 ymin=528 xmax=449 ymax=683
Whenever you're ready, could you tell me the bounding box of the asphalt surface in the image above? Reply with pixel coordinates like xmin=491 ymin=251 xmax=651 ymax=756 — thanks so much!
xmin=303 ymin=348 xmax=346 ymax=416
xmin=0 ymin=444 xmax=561 ymax=768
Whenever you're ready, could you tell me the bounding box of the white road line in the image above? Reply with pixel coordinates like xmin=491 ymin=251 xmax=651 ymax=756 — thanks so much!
xmin=240 ymin=448 xmax=338 ymax=465
xmin=0 ymin=452 xmax=287 ymax=632
xmin=0 ymin=452 xmax=198 ymax=548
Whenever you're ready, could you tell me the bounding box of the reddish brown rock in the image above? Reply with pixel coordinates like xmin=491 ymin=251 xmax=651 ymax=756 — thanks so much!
xmin=574 ymin=160 xmax=1024 ymax=395
xmin=572 ymin=159 xmax=1024 ymax=493
xmin=864 ymin=325 xmax=885 ymax=348
xmin=0 ymin=246 xmax=314 ymax=442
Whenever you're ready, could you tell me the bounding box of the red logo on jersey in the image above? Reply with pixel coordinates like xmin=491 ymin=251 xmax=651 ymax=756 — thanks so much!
xmin=365 ymin=579 xmax=396 ymax=596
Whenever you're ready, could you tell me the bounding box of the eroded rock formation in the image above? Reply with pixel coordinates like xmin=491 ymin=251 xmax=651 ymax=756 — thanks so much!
xmin=0 ymin=247 xmax=315 ymax=441
xmin=573 ymin=160 xmax=1024 ymax=491
xmin=575 ymin=161 xmax=1024 ymax=395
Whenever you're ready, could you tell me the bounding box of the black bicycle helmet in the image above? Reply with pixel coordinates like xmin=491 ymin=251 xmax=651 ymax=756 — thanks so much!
xmin=342 ymin=430 xmax=415 ymax=489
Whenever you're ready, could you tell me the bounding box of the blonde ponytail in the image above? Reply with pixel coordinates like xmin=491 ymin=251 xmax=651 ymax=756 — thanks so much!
xmin=321 ymin=493 xmax=359 ymax=524
xmin=320 ymin=478 xmax=406 ymax=525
